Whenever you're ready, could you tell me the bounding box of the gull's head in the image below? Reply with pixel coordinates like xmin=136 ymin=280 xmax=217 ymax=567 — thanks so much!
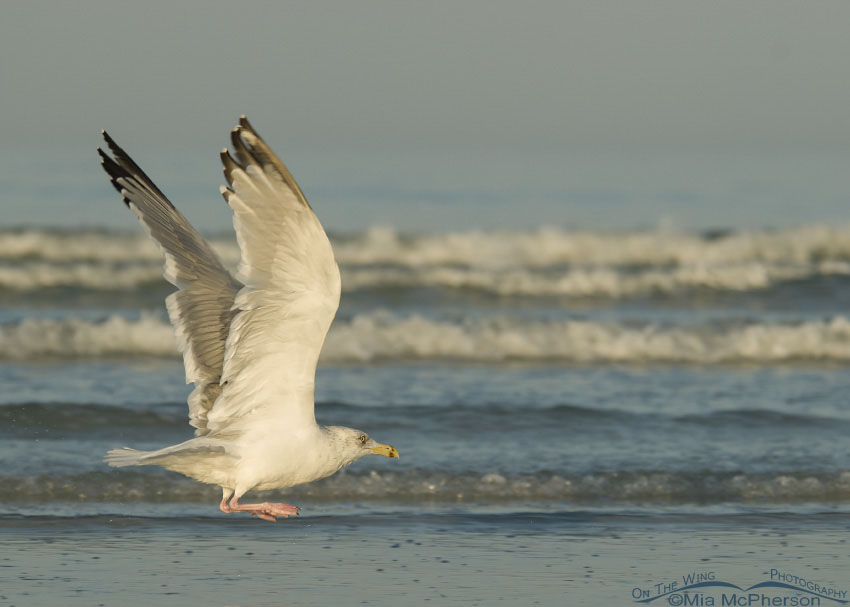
xmin=326 ymin=426 xmax=399 ymax=466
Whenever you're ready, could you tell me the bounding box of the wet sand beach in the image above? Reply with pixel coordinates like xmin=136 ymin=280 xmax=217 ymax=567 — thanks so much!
xmin=3 ymin=509 xmax=849 ymax=606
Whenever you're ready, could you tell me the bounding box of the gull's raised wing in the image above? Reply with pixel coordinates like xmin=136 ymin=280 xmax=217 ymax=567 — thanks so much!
xmin=208 ymin=116 xmax=341 ymax=434
xmin=98 ymin=133 xmax=240 ymax=435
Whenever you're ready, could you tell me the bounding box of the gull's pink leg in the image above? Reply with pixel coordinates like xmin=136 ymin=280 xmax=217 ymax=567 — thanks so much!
xmin=219 ymin=495 xmax=234 ymax=514
xmin=220 ymin=496 xmax=299 ymax=522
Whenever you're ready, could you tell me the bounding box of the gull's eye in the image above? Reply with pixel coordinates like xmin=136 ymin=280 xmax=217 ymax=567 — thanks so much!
xmin=358 ymin=434 xmax=368 ymax=444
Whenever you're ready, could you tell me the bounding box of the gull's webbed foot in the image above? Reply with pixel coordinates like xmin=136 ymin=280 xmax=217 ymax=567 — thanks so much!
xmin=220 ymin=496 xmax=300 ymax=522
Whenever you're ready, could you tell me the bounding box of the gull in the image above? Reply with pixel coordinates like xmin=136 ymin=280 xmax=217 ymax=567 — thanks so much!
xmin=99 ymin=116 xmax=398 ymax=521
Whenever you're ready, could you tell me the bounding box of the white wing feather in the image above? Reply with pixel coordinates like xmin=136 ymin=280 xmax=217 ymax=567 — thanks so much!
xmin=207 ymin=117 xmax=341 ymax=435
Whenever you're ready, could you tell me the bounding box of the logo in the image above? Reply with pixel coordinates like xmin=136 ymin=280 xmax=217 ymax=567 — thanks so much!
xmin=631 ymin=569 xmax=847 ymax=606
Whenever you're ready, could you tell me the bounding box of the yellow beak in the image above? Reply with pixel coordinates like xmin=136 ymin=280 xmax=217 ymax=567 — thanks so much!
xmin=371 ymin=443 xmax=399 ymax=458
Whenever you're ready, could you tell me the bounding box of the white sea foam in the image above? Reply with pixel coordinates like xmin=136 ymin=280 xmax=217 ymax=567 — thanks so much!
xmin=5 ymin=225 xmax=850 ymax=268
xmin=0 ymin=262 xmax=164 ymax=290
xmin=333 ymin=224 xmax=850 ymax=268
xmin=324 ymin=313 xmax=850 ymax=363
xmin=5 ymin=312 xmax=850 ymax=364
xmin=341 ymin=261 xmax=850 ymax=297
xmin=5 ymin=225 xmax=850 ymax=298
xmin=3 ymin=258 xmax=849 ymax=296
xmin=0 ymin=230 xmax=241 ymax=265
xmin=0 ymin=314 xmax=177 ymax=359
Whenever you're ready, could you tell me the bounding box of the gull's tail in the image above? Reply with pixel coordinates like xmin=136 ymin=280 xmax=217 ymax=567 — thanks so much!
xmin=105 ymin=447 xmax=150 ymax=467
xmin=104 ymin=443 xmax=199 ymax=468
xmin=104 ymin=438 xmax=235 ymax=487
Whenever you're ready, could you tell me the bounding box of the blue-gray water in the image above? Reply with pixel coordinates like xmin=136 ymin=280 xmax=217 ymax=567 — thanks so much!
xmin=2 ymin=225 xmax=849 ymax=605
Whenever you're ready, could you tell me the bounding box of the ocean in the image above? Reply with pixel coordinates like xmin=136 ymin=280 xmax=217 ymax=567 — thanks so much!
xmin=2 ymin=225 xmax=850 ymax=605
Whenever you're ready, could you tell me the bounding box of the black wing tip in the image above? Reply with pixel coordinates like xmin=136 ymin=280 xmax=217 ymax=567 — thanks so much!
xmin=97 ymin=129 xmax=173 ymax=209
xmin=226 ymin=115 xmax=312 ymax=210
xmin=230 ymin=126 xmax=256 ymax=169
xmin=231 ymin=115 xmax=259 ymax=145
xmin=100 ymin=129 xmax=120 ymax=153
xmin=219 ymin=184 xmax=234 ymax=205
xmin=220 ymin=148 xmax=240 ymax=185
xmin=238 ymin=115 xmax=258 ymax=136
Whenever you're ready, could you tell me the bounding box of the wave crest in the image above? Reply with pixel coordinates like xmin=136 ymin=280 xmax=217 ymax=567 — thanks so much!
xmin=5 ymin=260 xmax=850 ymax=297
xmin=5 ymin=225 xmax=850 ymax=267
xmin=4 ymin=226 xmax=850 ymax=298
xmin=334 ymin=225 xmax=850 ymax=268
xmin=0 ymin=314 xmax=176 ymax=359
xmin=4 ymin=313 xmax=850 ymax=364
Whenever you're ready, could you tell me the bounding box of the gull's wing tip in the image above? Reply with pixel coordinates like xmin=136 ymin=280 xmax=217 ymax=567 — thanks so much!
xmin=219 ymin=184 xmax=234 ymax=202
xmin=238 ymin=115 xmax=256 ymax=133
xmin=100 ymin=130 xmax=121 ymax=154
xmin=220 ymin=148 xmax=240 ymax=185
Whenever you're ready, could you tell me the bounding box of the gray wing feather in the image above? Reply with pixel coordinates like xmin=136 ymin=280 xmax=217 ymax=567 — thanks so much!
xmin=98 ymin=131 xmax=240 ymax=435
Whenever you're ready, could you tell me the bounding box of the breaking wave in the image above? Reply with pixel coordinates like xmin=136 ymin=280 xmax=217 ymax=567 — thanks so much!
xmin=331 ymin=224 xmax=850 ymax=268
xmin=0 ymin=261 xmax=164 ymax=290
xmin=5 ymin=224 xmax=850 ymax=267
xmin=0 ymin=314 xmax=175 ymax=359
xmin=340 ymin=261 xmax=850 ymax=297
xmin=4 ymin=259 xmax=850 ymax=297
xmin=0 ymin=229 xmax=237 ymax=264
xmin=4 ymin=226 xmax=850 ymax=298
xmin=4 ymin=312 xmax=850 ymax=364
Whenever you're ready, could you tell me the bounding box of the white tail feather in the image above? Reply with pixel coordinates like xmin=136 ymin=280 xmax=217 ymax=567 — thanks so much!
xmin=104 ymin=447 xmax=149 ymax=467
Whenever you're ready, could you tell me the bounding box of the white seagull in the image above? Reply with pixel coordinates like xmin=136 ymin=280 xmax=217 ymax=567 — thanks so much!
xmin=99 ymin=116 xmax=398 ymax=521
